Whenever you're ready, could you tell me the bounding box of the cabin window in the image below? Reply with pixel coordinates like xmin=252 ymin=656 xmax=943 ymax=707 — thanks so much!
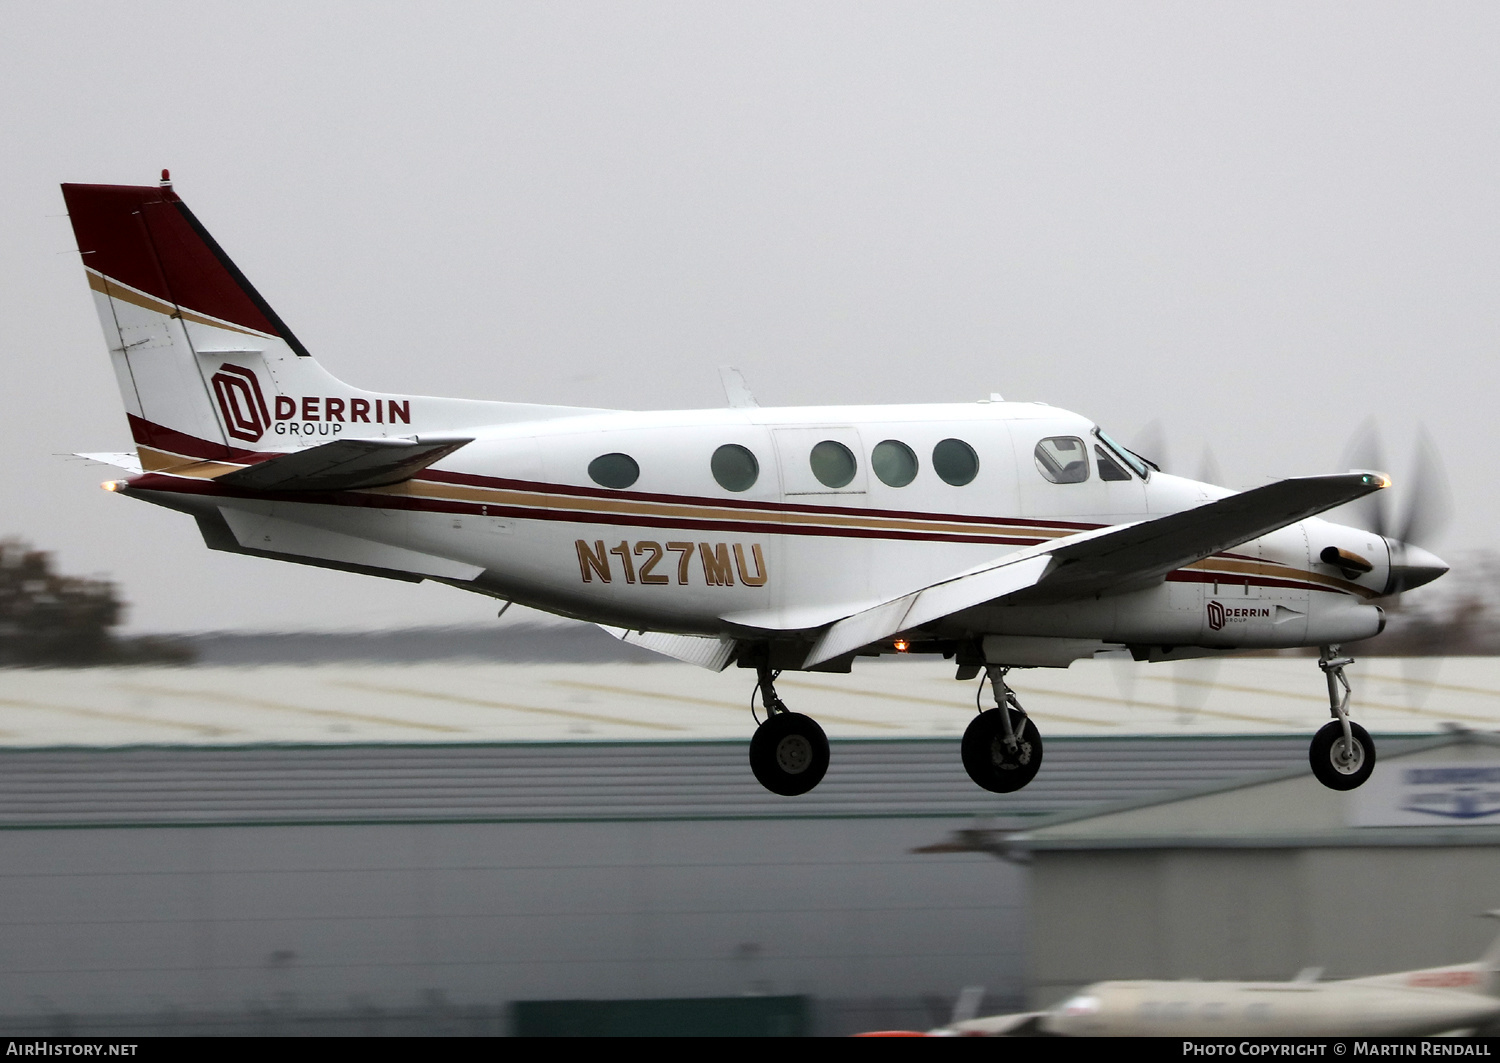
xmin=1034 ymin=437 xmax=1089 ymax=484
xmin=872 ymin=439 xmax=918 ymax=487
xmin=711 ymin=443 xmax=759 ymax=492
xmin=932 ymin=438 xmax=979 ymax=486
xmin=587 ymin=452 xmax=640 ymax=489
xmin=809 ymin=440 xmax=857 ymax=489
xmin=1095 ymin=445 xmax=1132 ymax=481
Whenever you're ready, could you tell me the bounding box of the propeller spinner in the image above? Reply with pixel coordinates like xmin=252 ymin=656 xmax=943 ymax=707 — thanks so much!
xmin=1342 ymin=423 xmax=1452 ymax=595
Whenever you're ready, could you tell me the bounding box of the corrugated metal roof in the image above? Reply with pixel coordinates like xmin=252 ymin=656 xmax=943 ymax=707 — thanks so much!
xmin=1003 ymin=732 xmax=1500 ymax=850
xmin=0 ymin=736 xmax=1432 ymax=828
xmin=0 ymin=656 xmax=1488 ymax=745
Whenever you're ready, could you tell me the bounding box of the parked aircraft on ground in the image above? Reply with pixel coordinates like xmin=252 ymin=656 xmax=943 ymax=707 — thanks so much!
xmin=62 ymin=175 xmax=1448 ymax=796
xmin=911 ymin=915 xmax=1500 ymax=1037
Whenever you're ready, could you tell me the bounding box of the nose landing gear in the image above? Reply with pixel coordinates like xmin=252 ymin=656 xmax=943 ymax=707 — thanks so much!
xmin=1309 ymin=645 xmax=1376 ymax=791
xmin=962 ymin=666 xmax=1044 ymax=794
xmin=747 ymin=665 xmax=830 ymax=796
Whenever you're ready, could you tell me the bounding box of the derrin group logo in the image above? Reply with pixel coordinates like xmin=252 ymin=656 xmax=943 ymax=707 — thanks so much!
xmin=1205 ymin=600 xmax=1272 ymax=632
xmin=210 ymin=363 xmax=270 ymax=443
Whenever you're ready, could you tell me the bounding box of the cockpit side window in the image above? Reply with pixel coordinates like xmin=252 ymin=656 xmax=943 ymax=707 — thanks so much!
xmin=1095 ymin=445 xmax=1132 ymax=482
xmin=1034 ymin=437 xmax=1090 ymax=484
xmin=1094 ymin=428 xmax=1151 ymax=479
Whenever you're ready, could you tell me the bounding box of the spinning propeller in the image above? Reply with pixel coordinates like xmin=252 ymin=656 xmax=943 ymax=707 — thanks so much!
xmin=1340 ymin=422 xmax=1452 ymax=596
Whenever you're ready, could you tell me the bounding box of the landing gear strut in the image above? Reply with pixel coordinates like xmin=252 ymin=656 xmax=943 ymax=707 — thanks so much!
xmin=962 ymin=666 xmax=1044 ymax=794
xmin=747 ymin=665 xmax=829 ymax=796
xmin=1309 ymin=645 xmax=1376 ymax=791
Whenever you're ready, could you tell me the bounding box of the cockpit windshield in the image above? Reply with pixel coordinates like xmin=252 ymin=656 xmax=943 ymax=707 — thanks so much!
xmin=1093 ymin=428 xmax=1151 ymax=480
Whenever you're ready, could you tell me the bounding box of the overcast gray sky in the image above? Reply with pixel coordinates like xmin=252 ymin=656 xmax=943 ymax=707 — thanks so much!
xmin=2 ymin=2 xmax=1495 ymax=632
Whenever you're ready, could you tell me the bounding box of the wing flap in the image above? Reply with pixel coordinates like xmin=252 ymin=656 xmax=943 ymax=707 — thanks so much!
xmin=214 ymin=435 xmax=472 ymax=492
xmin=597 ymin=626 xmax=737 ymax=671
xmin=806 ymin=554 xmax=1052 ymax=666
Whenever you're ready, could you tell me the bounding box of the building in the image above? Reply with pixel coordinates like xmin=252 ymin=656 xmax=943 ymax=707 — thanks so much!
xmin=0 ymin=652 xmax=1486 ymax=1033
xmin=1005 ymin=730 xmax=1500 ymax=1008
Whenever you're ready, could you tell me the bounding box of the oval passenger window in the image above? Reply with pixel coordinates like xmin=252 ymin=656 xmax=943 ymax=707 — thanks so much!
xmin=711 ymin=444 xmax=759 ymax=492
xmin=809 ymin=440 xmax=857 ymax=489
xmin=872 ymin=440 xmax=918 ymax=488
xmin=1034 ymin=437 xmax=1089 ymax=484
xmin=932 ymin=438 xmax=979 ymax=486
xmin=588 ymin=452 xmax=640 ymax=489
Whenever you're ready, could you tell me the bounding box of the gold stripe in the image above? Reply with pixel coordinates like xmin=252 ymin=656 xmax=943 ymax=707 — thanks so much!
xmin=380 ymin=478 xmax=1071 ymax=541
xmin=135 ymin=446 xmax=1370 ymax=599
xmin=136 ymin=448 xmax=241 ymax=477
xmin=1183 ymin=556 xmax=1372 ymax=597
xmin=87 ymin=270 xmax=270 ymax=339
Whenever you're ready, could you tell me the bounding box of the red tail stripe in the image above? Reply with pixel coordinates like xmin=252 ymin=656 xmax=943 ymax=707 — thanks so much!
xmin=61 ymin=182 xmax=296 ymax=344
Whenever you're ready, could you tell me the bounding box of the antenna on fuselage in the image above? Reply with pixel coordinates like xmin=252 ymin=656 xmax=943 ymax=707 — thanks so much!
xmin=719 ymin=366 xmax=759 ymax=409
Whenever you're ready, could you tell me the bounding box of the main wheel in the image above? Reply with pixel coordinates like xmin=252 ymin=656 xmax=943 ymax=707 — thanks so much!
xmin=749 ymin=712 xmax=830 ymax=796
xmin=962 ymin=708 xmax=1043 ymax=794
xmin=1309 ymin=720 xmax=1376 ymax=790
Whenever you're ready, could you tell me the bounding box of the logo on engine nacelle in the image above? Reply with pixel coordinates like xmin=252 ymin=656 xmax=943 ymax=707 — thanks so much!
xmin=1207 ymin=600 xmax=1272 ymax=631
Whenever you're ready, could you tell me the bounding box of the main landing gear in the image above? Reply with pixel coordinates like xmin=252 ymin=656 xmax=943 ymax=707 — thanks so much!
xmin=1309 ymin=645 xmax=1376 ymax=791
xmin=962 ymin=666 xmax=1044 ymax=794
xmin=747 ymin=665 xmax=830 ymax=797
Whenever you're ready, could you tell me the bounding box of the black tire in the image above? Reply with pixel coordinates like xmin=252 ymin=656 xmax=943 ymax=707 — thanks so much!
xmin=749 ymin=713 xmax=830 ymax=796
xmin=962 ymin=708 xmax=1043 ymax=794
xmin=1309 ymin=720 xmax=1376 ymax=790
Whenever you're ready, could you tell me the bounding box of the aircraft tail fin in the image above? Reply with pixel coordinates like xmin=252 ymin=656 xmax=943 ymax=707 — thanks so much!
xmin=62 ymin=175 xmax=596 ymax=472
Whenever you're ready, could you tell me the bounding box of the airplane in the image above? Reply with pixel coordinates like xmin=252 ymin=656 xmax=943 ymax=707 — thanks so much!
xmin=60 ymin=174 xmax=1449 ymax=797
xmin=910 ymin=914 xmax=1500 ymax=1037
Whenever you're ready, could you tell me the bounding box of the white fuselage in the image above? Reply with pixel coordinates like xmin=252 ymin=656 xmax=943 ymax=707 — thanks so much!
xmin=134 ymin=399 xmax=1389 ymax=659
xmin=1041 ymin=966 xmax=1500 ymax=1037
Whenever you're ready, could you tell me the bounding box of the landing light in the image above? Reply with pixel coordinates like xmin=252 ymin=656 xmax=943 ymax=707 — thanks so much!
xmin=893 ymin=638 xmax=910 ymax=653
xmin=101 ymin=480 xmax=120 ymax=492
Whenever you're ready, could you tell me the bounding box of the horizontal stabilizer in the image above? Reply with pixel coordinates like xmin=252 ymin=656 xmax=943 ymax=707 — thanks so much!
xmin=215 ymin=436 xmax=472 ymax=492
xmin=75 ymin=452 xmax=144 ymax=475
xmin=598 ymin=626 xmax=737 ymax=671
xmin=803 ymin=473 xmax=1384 ymax=667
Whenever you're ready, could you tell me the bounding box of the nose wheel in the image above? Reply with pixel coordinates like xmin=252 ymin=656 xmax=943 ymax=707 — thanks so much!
xmin=962 ymin=666 xmax=1044 ymax=793
xmin=1310 ymin=646 xmax=1376 ymax=790
xmin=1310 ymin=719 xmax=1375 ymax=790
xmin=747 ymin=666 xmax=829 ymax=796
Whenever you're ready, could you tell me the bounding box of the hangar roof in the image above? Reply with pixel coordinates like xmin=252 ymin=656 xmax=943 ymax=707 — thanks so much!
xmin=0 ymin=654 xmax=1492 ymax=746
xmin=0 ymin=654 xmax=1486 ymax=828
xmin=1003 ymin=731 xmax=1500 ymax=851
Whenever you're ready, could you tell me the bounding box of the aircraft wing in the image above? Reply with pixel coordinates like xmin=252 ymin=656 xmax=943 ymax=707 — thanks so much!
xmin=214 ymin=435 xmax=472 ymax=492
xmin=803 ymin=472 xmax=1385 ymax=667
